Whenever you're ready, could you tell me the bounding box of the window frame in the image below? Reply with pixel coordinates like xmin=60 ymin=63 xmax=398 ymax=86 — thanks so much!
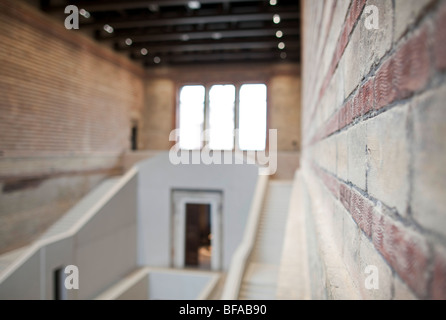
xmin=175 ymin=81 xmax=269 ymax=152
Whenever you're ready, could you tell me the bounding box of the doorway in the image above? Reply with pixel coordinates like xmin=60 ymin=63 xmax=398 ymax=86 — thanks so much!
xmin=172 ymin=191 xmax=222 ymax=271
xmin=184 ymin=203 xmax=211 ymax=269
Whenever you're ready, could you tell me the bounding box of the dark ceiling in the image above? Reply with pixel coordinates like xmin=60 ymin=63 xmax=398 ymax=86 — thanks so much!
xmin=40 ymin=0 xmax=301 ymax=68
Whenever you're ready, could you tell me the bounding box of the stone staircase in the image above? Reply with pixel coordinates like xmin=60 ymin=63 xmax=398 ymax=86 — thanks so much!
xmin=238 ymin=181 xmax=292 ymax=300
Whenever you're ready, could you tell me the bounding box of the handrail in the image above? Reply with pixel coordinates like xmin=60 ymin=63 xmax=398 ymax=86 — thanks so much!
xmin=220 ymin=170 xmax=269 ymax=300
xmin=0 ymin=167 xmax=138 ymax=284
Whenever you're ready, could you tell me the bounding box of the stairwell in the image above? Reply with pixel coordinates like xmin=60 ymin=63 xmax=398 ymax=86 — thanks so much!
xmin=238 ymin=181 xmax=293 ymax=300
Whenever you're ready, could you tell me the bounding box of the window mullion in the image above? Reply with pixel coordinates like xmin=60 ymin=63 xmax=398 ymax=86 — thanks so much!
xmin=234 ymin=84 xmax=241 ymax=152
xmin=203 ymin=84 xmax=211 ymax=150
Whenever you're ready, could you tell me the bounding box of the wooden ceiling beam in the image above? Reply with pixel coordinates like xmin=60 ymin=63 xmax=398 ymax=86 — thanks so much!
xmin=46 ymin=0 xmax=264 ymax=13
xmin=81 ymin=11 xmax=300 ymax=30
xmin=98 ymin=26 xmax=300 ymax=43
xmin=126 ymin=40 xmax=300 ymax=54
xmin=139 ymin=51 xmax=300 ymax=67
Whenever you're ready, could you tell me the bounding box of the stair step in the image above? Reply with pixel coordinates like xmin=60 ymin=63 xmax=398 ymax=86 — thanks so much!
xmin=238 ymin=182 xmax=292 ymax=300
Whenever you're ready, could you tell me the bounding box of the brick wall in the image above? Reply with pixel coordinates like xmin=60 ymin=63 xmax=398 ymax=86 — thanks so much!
xmin=302 ymin=0 xmax=446 ymax=299
xmin=0 ymin=0 xmax=144 ymax=253
xmin=142 ymin=63 xmax=301 ymax=152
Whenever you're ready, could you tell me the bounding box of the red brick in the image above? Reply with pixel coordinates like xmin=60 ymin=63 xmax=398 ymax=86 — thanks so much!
xmin=338 ymin=100 xmax=352 ymax=129
xmin=314 ymin=163 xmax=340 ymax=199
xmin=361 ymin=78 xmax=375 ymax=114
xmin=432 ymin=246 xmax=446 ymax=300
xmin=372 ymin=209 xmax=385 ymax=254
xmin=319 ymin=71 xmax=333 ymax=102
xmin=376 ymin=215 xmax=430 ymax=298
xmin=324 ymin=173 xmax=340 ymax=199
xmin=346 ymin=0 xmax=367 ymax=38
xmin=435 ymin=4 xmax=446 ymax=70
xmin=318 ymin=0 xmax=367 ymax=108
xmin=351 ymin=91 xmax=361 ymax=120
xmin=324 ymin=112 xmax=340 ymax=138
xmin=337 ymin=25 xmax=350 ymax=63
xmin=374 ymin=58 xmax=398 ymax=110
xmin=350 ymin=190 xmax=373 ymax=238
xmin=393 ymin=26 xmax=431 ymax=99
xmin=339 ymin=183 xmax=351 ymax=212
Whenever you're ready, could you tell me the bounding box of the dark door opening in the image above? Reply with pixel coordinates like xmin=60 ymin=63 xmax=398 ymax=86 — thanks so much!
xmin=53 ymin=267 xmax=66 ymax=300
xmin=131 ymin=124 xmax=138 ymax=151
xmin=185 ymin=203 xmax=212 ymax=270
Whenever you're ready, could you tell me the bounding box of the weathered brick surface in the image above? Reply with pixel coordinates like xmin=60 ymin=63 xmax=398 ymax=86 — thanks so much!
xmin=336 ymin=131 xmax=349 ymax=180
xmin=350 ymin=188 xmax=373 ymax=238
xmin=372 ymin=205 xmax=431 ymax=298
xmin=412 ymin=86 xmax=446 ymax=238
xmin=354 ymin=77 xmax=374 ymax=118
xmin=374 ymin=57 xmax=399 ymax=110
xmin=0 ymin=0 xmax=144 ymax=253
xmin=347 ymin=122 xmax=366 ymax=191
xmin=435 ymin=4 xmax=446 ymax=70
xmin=432 ymin=246 xmax=446 ymax=300
xmin=359 ymin=233 xmax=393 ymax=300
xmin=359 ymin=0 xmax=393 ymax=80
xmin=343 ymin=211 xmax=361 ymax=288
xmin=393 ymin=275 xmax=418 ymax=300
xmin=393 ymin=25 xmax=431 ymax=100
xmin=394 ymin=0 xmax=435 ymax=41
xmin=303 ymin=0 xmax=446 ymax=299
xmin=366 ymin=105 xmax=410 ymax=215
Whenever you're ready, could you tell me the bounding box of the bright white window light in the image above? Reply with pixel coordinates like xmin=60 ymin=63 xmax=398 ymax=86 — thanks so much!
xmin=276 ymin=30 xmax=283 ymax=38
xmin=238 ymin=84 xmax=267 ymax=151
xmin=208 ymin=85 xmax=235 ymax=150
xmin=179 ymin=85 xmax=206 ymax=150
xmin=273 ymin=14 xmax=281 ymax=24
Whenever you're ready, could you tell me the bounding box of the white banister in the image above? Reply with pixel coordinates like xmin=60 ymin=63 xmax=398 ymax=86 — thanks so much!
xmin=220 ymin=170 xmax=269 ymax=300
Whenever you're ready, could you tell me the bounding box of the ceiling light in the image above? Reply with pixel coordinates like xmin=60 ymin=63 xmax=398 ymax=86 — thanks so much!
xmin=125 ymin=38 xmax=133 ymax=46
xmin=103 ymin=24 xmax=114 ymax=33
xmin=270 ymin=0 xmax=277 ymax=5
xmin=280 ymin=52 xmax=287 ymax=59
xmin=276 ymin=30 xmax=283 ymax=38
xmin=181 ymin=34 xmax=190 ymax=41
xmin=79 ymin=9 xmax=90 ymax=18
xmin=148 ymin=4 xmax=159 ymax=12
xmin=212 ymin=32 xmax=222 ymax=40
xmin=154 ymin=56 xmax=161 ymax=64
xmin=141 ymin=48 xmax=148 ymax=56
xmin=278 ymin=42 xmax=285 ymax=50
xmin=273 ymin=14 xmax=281 ymax=24
xmin=188 ymin=1 xmax=201 ymax=9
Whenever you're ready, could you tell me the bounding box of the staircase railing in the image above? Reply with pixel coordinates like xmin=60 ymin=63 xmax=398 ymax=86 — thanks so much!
xmin=220 ymin=171 xmax=269 ymax=300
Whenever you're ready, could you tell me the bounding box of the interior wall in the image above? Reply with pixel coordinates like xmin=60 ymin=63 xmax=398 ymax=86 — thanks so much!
xmin=0 ymin=0 xmax=145 ymax=254
xmin=141 ymin=63 xmax=301 ymax=152
xmin=136 ymin=152 xmax=259 ymax=270
xmin=140 ymin=63 xmax=302 ymax=179
xmin=141 ymin=78 xmax=176 ymax=150
xmin=301 ymin=0 xmax=446 ymax=299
